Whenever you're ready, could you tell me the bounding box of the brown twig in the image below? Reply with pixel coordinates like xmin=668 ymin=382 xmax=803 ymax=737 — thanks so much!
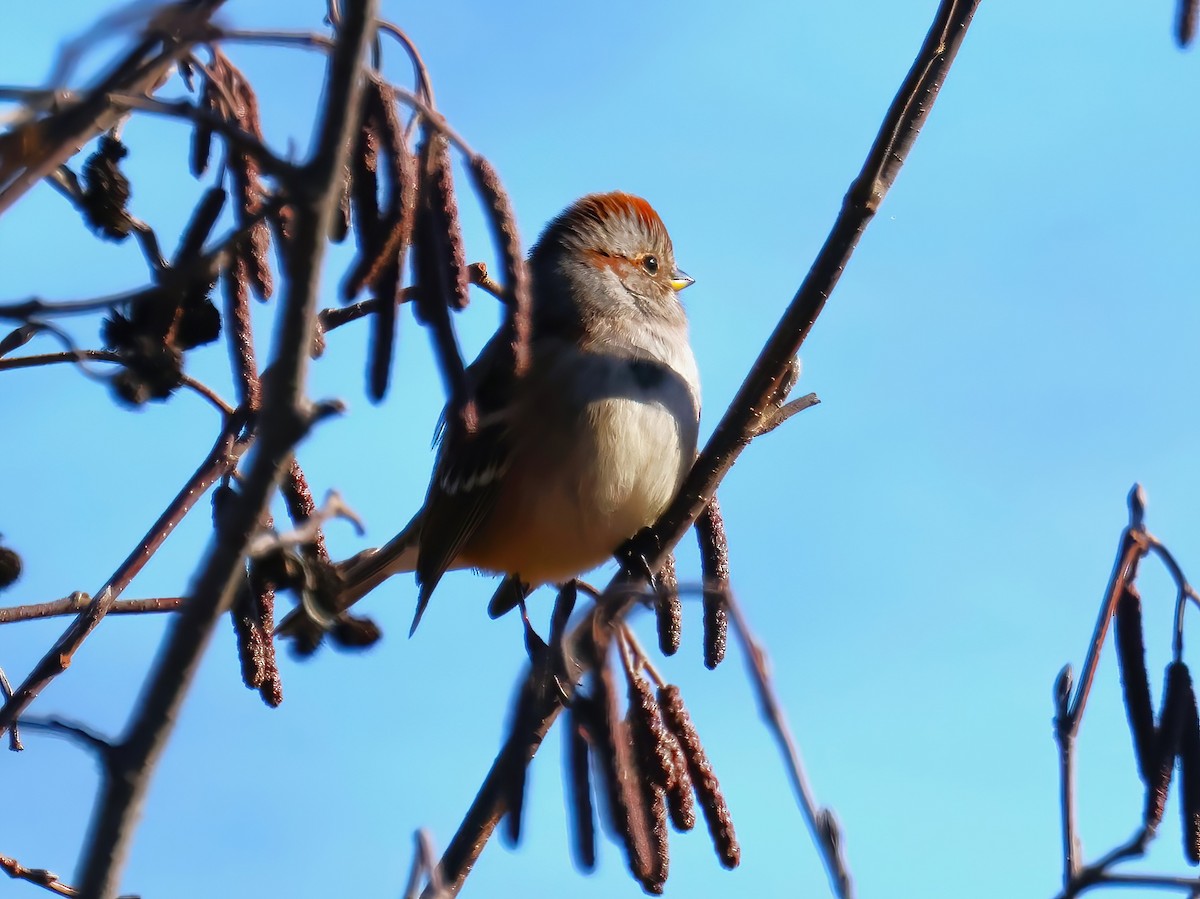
xmin=727 ymin=592 xmax=853 ymax=898
xmin=0 ymin=852 xmax=137 ymax=899
xmin=105 ymin=91 xmax=295 ymax=180
xmin=422 ymin=2 xmax=981 ymax=894
xmin=0 ymin=668 xmax=20 ymax=751
xmin=316 ymin=261 xmax=502 ymax=336
xmin=0 ymin=193 xmax=284 ymax=328
xmin=1054 ymin=501 xmax=1150 ymax=887
xmin=72 ymin=5 xmax=378 ymax=894
xmin=0 ymin=594 xmax=183 ymax=624
xmin=0 ymin=421 xmax=244 ymax=740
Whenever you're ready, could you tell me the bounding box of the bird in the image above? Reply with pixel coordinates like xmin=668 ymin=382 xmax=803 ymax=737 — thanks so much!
xmin=280 ymin=191 xmax=700 ymax=640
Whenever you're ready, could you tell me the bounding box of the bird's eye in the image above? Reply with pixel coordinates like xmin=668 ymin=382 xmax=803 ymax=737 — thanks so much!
xmin=642 ymin=254 xmax=659 ymax=275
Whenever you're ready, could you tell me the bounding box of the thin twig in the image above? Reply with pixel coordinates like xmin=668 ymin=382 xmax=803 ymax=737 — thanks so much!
xmin=0 ymin=349 xmax=233 ymax=417
xmin=315 ymin=262 xmax=503 ymax=335
xmin=18 ymin=716 xmax=114 ymax=762
xmin=755 ymin=392 xmax=821 ymax=437
xmin=106 ymin=92 xmax=295 ymax=180
xmin=0 ymin=194 xmax=284 ymax=325
xmin=46 ymin=166 xmax=166 ymax=271
xmin=0 ymin=668 xmax=20 ymax=751
xmin=727 ymin=593 xmax=853 ymax=898
xmin=0 ymin=853 xmax=138 ymax=899
xmin=0 ymin=594 xmax=183 ymax=624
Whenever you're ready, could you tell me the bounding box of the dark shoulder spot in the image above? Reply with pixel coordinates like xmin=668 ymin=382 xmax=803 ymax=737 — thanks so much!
xmin=628 ymin=358 xmax=666 ymax=390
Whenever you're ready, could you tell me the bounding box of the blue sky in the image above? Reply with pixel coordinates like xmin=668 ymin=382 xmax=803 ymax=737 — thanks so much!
xmin=2 ymin=2 xmax=1199 ymax=897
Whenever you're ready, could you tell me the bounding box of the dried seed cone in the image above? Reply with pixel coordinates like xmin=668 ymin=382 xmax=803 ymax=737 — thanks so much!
xmin=655 ymin=553 xmax=681 ymax=657
xmin=414 ymin=132 xmax=469 ymax=317
xmin=662 ymin=725 xmax=696 ymax=832
xmin=230 ymin=568 xmax=280 ymax=707
xmin=702 ymin=589 xmax=728 ymax=670
xmin=249 ymin=565 xmax=282 ymax=707
xmin=330 ymin=163 xmax=352 ymax=243
xmin=1146 ymin=661 xmax=1193 ymax=830
xmin=589 ymin=640 xmax=655 ymax=888
xmin=642 ymin=782 xmax=670 ymax=893
xmin=345 ymin=78 xmax=418 ymax=301
xmin=658 ymin=684 xmax=740 ymax=868
xmin=191 ymin=67 xmax=219 ymax=177
xmin=221 ymin=253 xmax=261 ymax=411
xmin=565 ymin=699 xmax=597 ymax=872
xmin=329 ymin=613 xmax=383 ymax=649
xmin=696 ymin=501 xmax=730 ymax=669
xmin=468 ymin=155 xmax=531 ymax=375
xmin=81 ymin=135 xmax=133 ymax=241
xmin=1178 ymin=672 xmax=1200 ymax=864
xmin=626 ymin=669 xmax=673 ymax=790
xmin=1179 ymin=0 xmax=1198 ymax=47
xmin=349 ymin=116 xmax=382 ymax=269
xmin=0 ymin=545 xmax=21 ymax=590
xmin=1115 ymin=584 xmax=1155 ymax=784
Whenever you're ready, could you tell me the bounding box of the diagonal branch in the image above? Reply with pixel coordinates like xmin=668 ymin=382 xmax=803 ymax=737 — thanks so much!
xmin=0 ymin=420 xmax=244 ymax=739
xmin=727 ymin=593 xmax=853 ymax=899
xmin=423 ymin=1 xmax=982 ymax=895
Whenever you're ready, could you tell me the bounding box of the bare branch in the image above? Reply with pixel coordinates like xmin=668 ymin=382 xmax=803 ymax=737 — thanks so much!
xmin=0 ymin=594 xmax=183 ymax=625
xmin=0 ymin=349 xmax=233 ymax=417
xmin=727 ymin=593 xmax=854 ymax=898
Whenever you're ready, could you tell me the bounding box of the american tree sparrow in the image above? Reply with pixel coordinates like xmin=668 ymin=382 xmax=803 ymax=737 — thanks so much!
xmin=284 ymin=191 xmax=699 ymax=636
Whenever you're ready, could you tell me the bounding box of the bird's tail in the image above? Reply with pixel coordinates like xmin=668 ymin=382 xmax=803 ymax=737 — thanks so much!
xmin=274 ymin=517 xmax=420 ymax=647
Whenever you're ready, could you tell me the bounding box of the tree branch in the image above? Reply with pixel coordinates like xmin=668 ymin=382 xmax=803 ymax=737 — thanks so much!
xmin=423 ymin=1 xmax=982 ymax=894
xmin=0 ymin=594 xmax=183 ymax=625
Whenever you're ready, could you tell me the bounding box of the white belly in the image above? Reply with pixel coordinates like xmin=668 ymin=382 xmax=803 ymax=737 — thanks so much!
xmin=466 ymin=346 xmax=699 ymax=585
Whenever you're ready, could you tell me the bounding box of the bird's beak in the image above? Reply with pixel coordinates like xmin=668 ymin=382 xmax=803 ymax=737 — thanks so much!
xmin=670 ymin=268 xmax=695 ymax=291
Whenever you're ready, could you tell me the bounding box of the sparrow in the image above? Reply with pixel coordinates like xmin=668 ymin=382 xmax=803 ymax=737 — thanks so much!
xmin=281 ymin=191 xmax=699 ymax=638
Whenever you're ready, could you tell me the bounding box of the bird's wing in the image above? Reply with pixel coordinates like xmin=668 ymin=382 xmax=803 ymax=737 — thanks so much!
xmin=410 ymin=334 xmax=519 ymax=632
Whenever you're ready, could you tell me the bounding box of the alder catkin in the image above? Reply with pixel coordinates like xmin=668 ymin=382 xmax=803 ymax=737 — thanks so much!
xmin=658 ymin=684 xmax=739 ymax=868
